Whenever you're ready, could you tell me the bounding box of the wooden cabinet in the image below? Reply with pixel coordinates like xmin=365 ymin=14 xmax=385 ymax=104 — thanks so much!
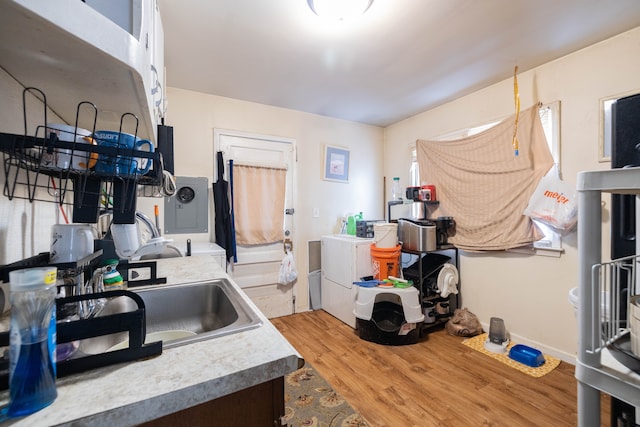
xmin=0 ymin=0 xmax=164 ymax=141
xmin=139 ymin=377 xmax=285 ymax=427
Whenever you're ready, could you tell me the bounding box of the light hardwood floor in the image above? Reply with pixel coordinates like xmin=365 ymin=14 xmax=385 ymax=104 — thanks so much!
xmin=272 ymin=310 xmax=611 ymax=427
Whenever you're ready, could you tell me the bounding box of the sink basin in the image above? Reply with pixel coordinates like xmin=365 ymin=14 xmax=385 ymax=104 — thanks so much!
xmin=138 ymin=244 xmax=184 ymax=260
xmin=78 ymin=279 xmax=263 ymax=354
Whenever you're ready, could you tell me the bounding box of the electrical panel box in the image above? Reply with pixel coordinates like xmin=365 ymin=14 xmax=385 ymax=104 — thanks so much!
xmin=164 ymin=176 xmax=209 ymax=234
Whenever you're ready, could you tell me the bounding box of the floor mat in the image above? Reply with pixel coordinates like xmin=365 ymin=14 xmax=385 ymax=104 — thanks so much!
xmin=283 ymin=363 xmax=369 ymax=427
xmin=462 ymin=332 xmax=561 ymax=378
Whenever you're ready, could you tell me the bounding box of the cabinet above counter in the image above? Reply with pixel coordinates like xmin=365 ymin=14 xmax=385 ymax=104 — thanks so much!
xmin=0 ymin=0 xmax=164 ymax=142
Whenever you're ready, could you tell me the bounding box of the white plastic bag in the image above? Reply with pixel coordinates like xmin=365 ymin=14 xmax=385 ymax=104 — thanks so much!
xmin=524 ymin=166 xmax=577 ymax=233
xmin=278 ymin=250 xmax=298 ymax=285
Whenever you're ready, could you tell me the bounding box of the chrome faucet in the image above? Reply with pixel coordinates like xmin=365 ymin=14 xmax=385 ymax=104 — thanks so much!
xmin=135 ymin=211 xmax=161 ymax=239
xmin=100 ymin=210 xmax=182 ymax=259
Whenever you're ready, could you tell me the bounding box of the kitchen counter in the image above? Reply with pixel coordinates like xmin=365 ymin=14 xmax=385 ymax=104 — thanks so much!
xmin=0 ymin=256 xmax=302 ymax=426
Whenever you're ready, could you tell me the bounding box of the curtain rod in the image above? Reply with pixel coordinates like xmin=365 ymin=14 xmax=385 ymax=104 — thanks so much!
xmin=232 ymin=162 xmax=287 ymax=171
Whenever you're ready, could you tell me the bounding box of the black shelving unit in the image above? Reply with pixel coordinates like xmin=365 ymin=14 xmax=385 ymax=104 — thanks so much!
xmin=387 ymin=199 xmax=440 ymax=222
xmin=401 ymin=245 xmax=460 ymax=336
xmin=0 ymin=131 xmax=163 ymax=223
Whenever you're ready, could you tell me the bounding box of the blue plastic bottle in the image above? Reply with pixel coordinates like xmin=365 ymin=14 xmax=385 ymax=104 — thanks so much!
xmin=8 ymin=267 xmax=58 ymax=417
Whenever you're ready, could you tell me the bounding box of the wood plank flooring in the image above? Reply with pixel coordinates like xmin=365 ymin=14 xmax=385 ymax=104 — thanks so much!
xmin=272 ymin=310 xmax=611 ymax=427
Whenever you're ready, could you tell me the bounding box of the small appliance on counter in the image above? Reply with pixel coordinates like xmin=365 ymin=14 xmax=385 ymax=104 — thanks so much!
xmin=435 ymin=216 xmax=456 ymax=246
xmin=396 ymin=217 xmax=456 ymax=251
xmin=402 ymin=186 xmax=432 ymax=219
xmin=405 ymin=186 xmax=421 ymax=201
xmin=405 ymin=184 xmax=437 ymax=202
xmin=397 ymin=218 xmax=437 ymax=252
xmin=388 ymin=185 xmax=437 ymax=222
xmin=388 ymin=182 xmax=456 ymax=249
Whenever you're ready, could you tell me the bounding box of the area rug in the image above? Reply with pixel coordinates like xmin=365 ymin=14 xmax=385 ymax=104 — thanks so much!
xmin=283 ymin=363 xmax=370 ymax=427
xmin=462 ymin=333 xmax=561 ymax=378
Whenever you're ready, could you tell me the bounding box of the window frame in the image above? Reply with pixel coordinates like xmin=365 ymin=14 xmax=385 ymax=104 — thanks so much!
xmin=409 ymin=101 xmax=563 ymax=256
xmin=530 ymin=101 xmax=562 ymax=255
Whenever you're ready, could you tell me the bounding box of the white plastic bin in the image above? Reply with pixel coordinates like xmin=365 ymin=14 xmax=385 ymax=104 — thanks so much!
xmin=373 ymin=223 xmax=398 ymax=248
xmin=308 ymin=270 xmax=321 ymax=310
xmin=568 ymin=287 xmax=610 ymax=321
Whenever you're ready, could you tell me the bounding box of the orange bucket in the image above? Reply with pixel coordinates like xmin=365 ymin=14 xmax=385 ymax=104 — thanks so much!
xmin=370 ymin=243 xmax=401 ymax=281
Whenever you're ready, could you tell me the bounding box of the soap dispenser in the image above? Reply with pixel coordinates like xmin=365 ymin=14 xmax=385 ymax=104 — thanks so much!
xmin=8 ymin=267 xmax=58 ymax=417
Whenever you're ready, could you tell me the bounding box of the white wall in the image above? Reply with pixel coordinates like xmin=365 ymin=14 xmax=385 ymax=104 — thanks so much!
xmin=0 ymin=71 xmax=65 ymax=264
xmin=137 ymin=87 xmax=384 ymax=312
xmin=384 ymin=26 xmax=640 ymax=361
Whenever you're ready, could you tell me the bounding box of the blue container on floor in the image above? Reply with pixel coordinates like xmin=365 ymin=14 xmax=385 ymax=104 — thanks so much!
xmin=508 ymin=344 xmax=546 ymax=367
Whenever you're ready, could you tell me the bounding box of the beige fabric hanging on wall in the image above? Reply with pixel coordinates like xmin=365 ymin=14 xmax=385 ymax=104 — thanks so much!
xmin=233 ymin=164 xmax=286 ymax=245
xmin=416 ymin=104 xmax=554 ymax=251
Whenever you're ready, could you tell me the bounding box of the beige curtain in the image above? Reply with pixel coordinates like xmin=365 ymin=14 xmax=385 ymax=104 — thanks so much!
xmin=416 ymin=104 xmax=553 ymax=251
xmin=233 ymin=164 xmax=286 ymax=245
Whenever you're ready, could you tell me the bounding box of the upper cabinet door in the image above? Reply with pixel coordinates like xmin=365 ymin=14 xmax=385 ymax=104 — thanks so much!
xmin=0 ymin=0 xmax=163 ymax=142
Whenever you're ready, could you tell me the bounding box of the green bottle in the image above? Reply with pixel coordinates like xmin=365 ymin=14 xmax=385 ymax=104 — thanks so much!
xmin=347 ymin=212 xmax=363 ymax=235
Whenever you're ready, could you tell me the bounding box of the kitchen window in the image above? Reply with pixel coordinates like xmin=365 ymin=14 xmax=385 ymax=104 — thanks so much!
xmin=410 ymin=101 xmax=562 ymax=255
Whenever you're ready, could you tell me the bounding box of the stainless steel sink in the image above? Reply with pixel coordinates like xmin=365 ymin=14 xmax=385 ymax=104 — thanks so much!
xmin=78 ymin=279 xmax=263 ymax=354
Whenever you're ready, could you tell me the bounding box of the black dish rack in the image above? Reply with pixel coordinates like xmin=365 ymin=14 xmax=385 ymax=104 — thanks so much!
xmin=0 ymin=252 xmax=163 ymax=391
xmin=0 ymin=290 xmax=163 ymax=391
xmin=1 ymin=87 xmax=165 ymax=224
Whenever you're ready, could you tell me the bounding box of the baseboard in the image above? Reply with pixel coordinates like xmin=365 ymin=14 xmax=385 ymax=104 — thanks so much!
xmin=480 ymin=321 xmax=577 ymax=365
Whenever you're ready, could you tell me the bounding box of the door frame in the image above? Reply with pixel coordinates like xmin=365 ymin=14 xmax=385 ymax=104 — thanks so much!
xmin=213 ymin=128 xmax=298 ymax=317
xmin=213 ymin=129 xmax=296 ymax=264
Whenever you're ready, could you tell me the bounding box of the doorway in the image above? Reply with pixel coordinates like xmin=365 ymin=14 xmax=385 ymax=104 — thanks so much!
xmin=214 ymin=129 xmax=296 ymax=318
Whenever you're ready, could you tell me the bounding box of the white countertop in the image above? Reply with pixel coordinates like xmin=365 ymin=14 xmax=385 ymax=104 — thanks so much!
xmin=0 ymin=256 xmax=302 ymax=426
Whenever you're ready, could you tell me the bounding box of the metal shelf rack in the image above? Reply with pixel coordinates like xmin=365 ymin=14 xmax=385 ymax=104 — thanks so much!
xmin=576 ymin=167 xmax=640 ymax=427
xmin=0 ymin=88 xmax=164 ymax=224
xmin=401 ymin=245 xmax=459 ymax=336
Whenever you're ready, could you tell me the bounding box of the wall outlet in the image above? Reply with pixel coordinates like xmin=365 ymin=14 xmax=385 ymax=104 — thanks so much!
xmin=312 ymin=207 xmax=320 ymax=218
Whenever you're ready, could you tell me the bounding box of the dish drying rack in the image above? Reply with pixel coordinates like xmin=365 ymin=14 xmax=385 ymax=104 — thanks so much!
xmin=576 ymin=167 xmax=640 ymax=427
xmin=0 ymin=251 xmax=163 ymax=390
xmin=588 ymin=254 xmax=639 ymax=370
xmin=0 ymin=87 xmax=165 ymax=223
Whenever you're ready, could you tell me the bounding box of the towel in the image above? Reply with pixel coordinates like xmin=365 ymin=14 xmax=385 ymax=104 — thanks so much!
xmin=416 ymin=104 xmax=553 ymax=251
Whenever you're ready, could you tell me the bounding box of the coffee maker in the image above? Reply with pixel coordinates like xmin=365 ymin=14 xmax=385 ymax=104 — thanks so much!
xmin=435 ymin=216 xmax=455 ymax=246
xmin=405 ymin=186 xmax=431 ymax=220
xmin=399 ymin=185 xmax=456 ymax=247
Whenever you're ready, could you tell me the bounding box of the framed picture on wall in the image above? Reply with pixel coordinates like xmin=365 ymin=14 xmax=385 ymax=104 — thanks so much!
xmin=599 ymin=90 xmax=640 ymax=162
xmin=323 ymin=145 xmax=350 ymax=183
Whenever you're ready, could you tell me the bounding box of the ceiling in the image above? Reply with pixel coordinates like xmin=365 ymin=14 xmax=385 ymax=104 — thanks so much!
xmin=157 ymin=0 xmax=640 ymax=127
